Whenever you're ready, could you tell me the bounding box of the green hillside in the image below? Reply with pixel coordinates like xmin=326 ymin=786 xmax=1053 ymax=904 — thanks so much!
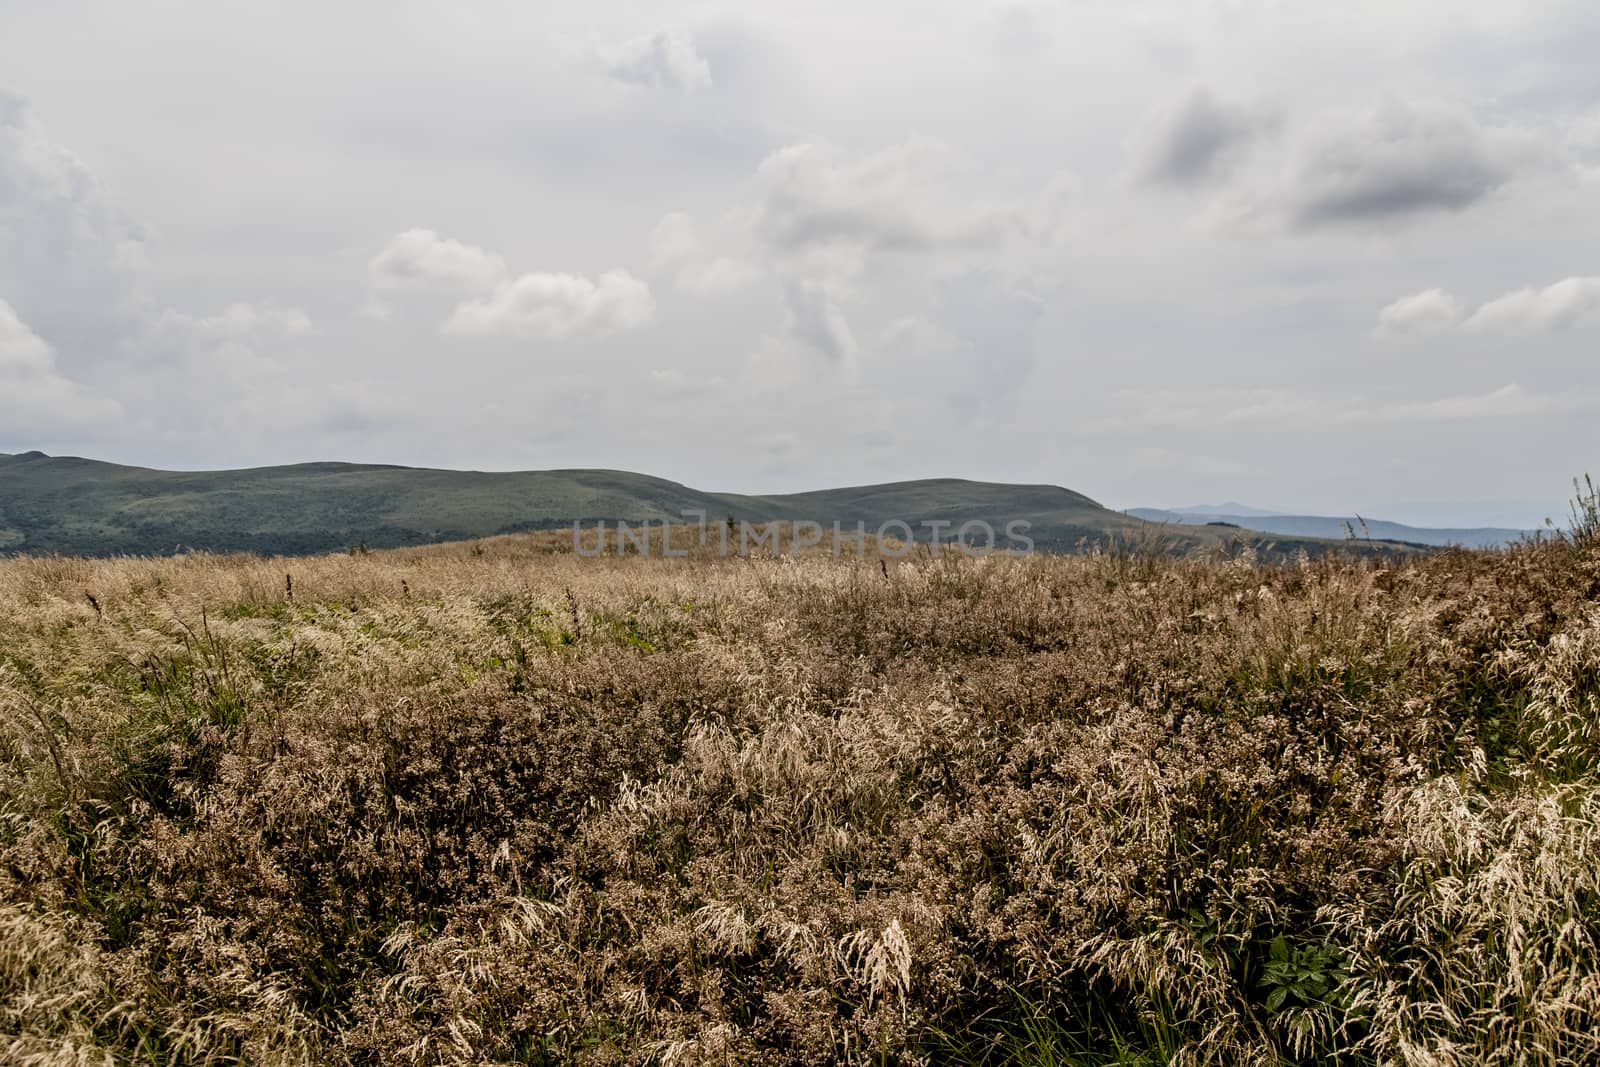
xmin=0 ymin=451 xmax=1416 ymax=558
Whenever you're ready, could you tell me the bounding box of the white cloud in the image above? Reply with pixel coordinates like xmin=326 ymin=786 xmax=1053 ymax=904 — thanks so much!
xmin=443 ymin=270 xmax=655 ymax=340
xmin=649 ymin=211 xmax=758 ymax=293
xmin=1374 ymin=288 xmax=1467 ymax=339
xmin=599 ymin=30 xmax=712 ymax=92
xmin=1375 ymin=277 xmax=1600 ymax=338
xmin=1464 ymin=276 xmax=1600 ymax=333
xmin=752 ymin=138 xmax=1023 ymax=257
xmin=369 ymin=228 xmax=660 ymax=338
xmin=369 ymin=229 xmax=507 ymax=291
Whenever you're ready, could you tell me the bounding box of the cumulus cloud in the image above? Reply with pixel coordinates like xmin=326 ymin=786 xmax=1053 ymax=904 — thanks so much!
xmin=1289 ymin=102 xmax=1518 ymax=227
xmin=0 ymin=298 xmax=119 ymax=434
xmin=600 ymin=30 xmax=713 ymax=92
xmin=1464 ymin=276 xmax=1600 ymax=333
xmin=444 ymin=271 xmax=655 ymax=340
xmin=1375 ymin=277 xmax=1600 ymax=338
xmin=752 ymin=138 xmax=1022 ymax=257
xmin=649 ymin=211 xmax=758 ymax=293
xmin=369 ymin=229 xmax=507 ymax=291
xmin=1136 ymin=87 xmax=1272 ymax=185
xmin=0 ymin=90 xmax=147 ymax=364
xmin=368 ymin=228 xmax=660 ymax=337
xmin=1374 ymin=288 xmax=1467 ymax=339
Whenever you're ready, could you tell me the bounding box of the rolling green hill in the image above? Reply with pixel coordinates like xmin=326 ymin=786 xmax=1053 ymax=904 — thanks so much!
xmin=0 ymin=450 xmax=1418 ymax=558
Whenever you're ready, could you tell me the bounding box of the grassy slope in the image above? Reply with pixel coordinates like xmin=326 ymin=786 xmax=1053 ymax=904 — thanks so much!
xmin=2 ymin=532 xmax=1598 ymax=1063
xmin=0 ymin=452 xmax=1415 ymax=558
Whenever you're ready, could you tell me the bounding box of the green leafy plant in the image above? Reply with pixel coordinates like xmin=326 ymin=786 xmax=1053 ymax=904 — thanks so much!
xmin=1259 ymin=937 xmax=1350 ymax=1014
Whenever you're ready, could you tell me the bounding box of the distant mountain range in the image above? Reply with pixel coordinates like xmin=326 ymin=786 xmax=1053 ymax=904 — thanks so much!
xmin=1128 ymin=506 xmax=1533 ymax=549
xmin=1162 ymin=502 xmax=1284 ymax=518
xmin=0 ymin=450 xmax=1428 ymax=559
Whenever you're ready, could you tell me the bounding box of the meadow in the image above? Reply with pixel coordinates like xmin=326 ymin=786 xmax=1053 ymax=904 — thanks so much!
xmin=3 ymin=500 xmax=1600 ymax=1065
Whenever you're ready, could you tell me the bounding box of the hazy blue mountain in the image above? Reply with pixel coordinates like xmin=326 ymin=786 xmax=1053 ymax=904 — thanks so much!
xmin=1128 ymin=506 xmax=1531 ymax=549
xmin=1166 ymin=502 xmax=1283 ymax=518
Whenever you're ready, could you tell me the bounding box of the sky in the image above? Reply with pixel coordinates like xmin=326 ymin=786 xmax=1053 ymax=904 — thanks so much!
xmin=1 ymin=0 xmax=1597 ymax=527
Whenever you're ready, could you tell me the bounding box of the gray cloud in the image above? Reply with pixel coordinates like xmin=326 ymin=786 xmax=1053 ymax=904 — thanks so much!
xmin=1137 ymin=87 xmax=1271 ymax=185
xmin=752 ymin=138 xmax=1020 ymax=256
xmin=782 ymin=280 xmax=858 ymax=378
xmin=0 ymin=297 xmax=53 ymax=376
xmin=1289 ymin=102 xmax=1518 ymax=227
xmin=0 ymin=89 xmax=146 ymax=367
xmin=0 ymin=298 xmax=120 ymax=436
xmin=2 ymin=2 xmax=1598 ymax=513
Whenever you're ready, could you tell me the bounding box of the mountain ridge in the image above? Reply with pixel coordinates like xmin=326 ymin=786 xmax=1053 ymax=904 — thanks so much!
xmin=1 ymin=450 xmax=1421 ymax=559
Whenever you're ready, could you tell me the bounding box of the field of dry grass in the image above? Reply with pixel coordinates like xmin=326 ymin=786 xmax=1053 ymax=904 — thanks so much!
xmin=3 ymin=514 xmax=1600 ymax=1064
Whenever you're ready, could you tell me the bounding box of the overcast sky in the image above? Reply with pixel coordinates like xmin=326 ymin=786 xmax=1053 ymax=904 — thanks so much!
xmin=2 ymin=0 xmax=1598 ymax=525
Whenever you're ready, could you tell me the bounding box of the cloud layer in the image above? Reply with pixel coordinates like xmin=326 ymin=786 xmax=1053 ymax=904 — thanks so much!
xmin=2 ymin=0 xmax=1599 ymax=519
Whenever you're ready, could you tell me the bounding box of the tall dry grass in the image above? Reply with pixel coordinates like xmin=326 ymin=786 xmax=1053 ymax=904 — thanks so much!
xmin=1 ymin=524 xmax=1598 ymax=1064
